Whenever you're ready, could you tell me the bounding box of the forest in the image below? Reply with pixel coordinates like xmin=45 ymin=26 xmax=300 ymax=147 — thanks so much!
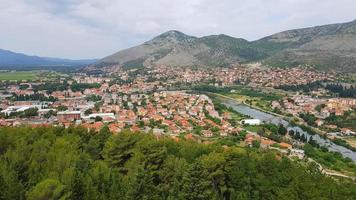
xmin=1 ymin=126 xmax=356 ymax=200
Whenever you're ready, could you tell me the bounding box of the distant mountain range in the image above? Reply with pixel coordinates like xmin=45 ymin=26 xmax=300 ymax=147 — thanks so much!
xmin=0 ymin=49 xmax=96 ymax=70
xmin=88 ymin=19 xmax=356 ymax=73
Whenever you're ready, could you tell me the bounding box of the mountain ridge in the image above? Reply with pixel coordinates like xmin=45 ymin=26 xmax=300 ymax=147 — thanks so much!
xmin=0 ymin=49 xmax=96 ymax=70
xmin=89 ymin=19 xmax=356 ymax=73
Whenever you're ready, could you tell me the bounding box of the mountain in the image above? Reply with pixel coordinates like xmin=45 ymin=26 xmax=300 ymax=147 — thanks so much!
xmin=88 ymin=20 xmax=356 ymax=73
xmin=254 ymin=19 xmax=356 ymax=72
xmin=90 ymin=30 xmax=266 ymax=71
xmin=0 ymin=49 xmax=96 ymax=70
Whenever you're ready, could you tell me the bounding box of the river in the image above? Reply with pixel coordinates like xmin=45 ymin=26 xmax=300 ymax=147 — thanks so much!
xmin=220 ymin=98 xmax=356 ymax=162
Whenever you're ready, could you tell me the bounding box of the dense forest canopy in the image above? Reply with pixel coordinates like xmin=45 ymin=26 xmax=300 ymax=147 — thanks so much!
xmin=0 ymin=126 xmax=356 ymax=200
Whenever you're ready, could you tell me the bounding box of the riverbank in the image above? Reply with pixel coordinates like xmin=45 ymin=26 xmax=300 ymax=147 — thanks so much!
xmin=210 ymin=92 xmax=356 ymax=152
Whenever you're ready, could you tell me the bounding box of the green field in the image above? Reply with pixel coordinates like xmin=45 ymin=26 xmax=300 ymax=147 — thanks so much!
xmin=0 ymin=71 xmax=39 ymax=81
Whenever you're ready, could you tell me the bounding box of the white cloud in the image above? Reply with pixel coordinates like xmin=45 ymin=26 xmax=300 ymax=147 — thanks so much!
xmin=0 ymin=0 xmax=355 ymax=59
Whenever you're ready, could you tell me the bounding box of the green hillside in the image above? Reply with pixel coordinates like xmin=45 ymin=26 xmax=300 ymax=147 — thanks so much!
xmin=0 ymin=126 xmax=356 ymax=199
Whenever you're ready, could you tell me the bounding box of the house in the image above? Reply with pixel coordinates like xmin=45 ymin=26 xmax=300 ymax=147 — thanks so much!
xmin=82 ymin=121 xmax=104 ymax=131
xmin=260 ymin=139 xmax=276 ymax=149
xmin=315 ymin=119 xmax=324 ymax=127
xmin=290 ymin=149 xmax=305 ymax=159
xmin=57 ymin=111 xmax=81 ymax=122
xmin=279 ymin=142 xmax=292 ymax=149
xmin=340 ymin=128 xmax=355 ymax=136
xmin=202 ymin=130 xmax=213 ymax=137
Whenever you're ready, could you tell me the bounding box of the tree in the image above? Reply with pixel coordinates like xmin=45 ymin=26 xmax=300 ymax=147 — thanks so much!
xmin=126 ymin=166 xmax=161 ymax=200
xmin=24 ymin=107 xmax=38 ymax=117
xmin=44 ymin=110 xmax=56 ymax=118
xmin=0 ymin=162 xmax=24 ymax=200
xmin=85 ymin=126 xmax=111 ymax=160
xmin=252 ymin=140 xmax=261 ymax=148
xmin=308 ymin=136 xmax=317 ymax=147
xmin=1 ymin=126 xmax=356 ymax=199
xmin=182 ymin=163 xmax=213 ymax=200
xmin=26 ymin=179 xmax=66 ymax=200
xmin=84 ymin=109 xmax=93 ymax=115
xmin=103 ymin=133 xmax=140 ymax=173
xmin=277 ymin=124 xmax=287 ymax=135
xmin=94 ymin=116 xmax=102 ymax=122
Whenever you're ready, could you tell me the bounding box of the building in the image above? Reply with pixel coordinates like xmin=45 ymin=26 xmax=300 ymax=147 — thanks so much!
xmin=1 ymin=105 xmax=40 ymax=116
xmin=202 ymin=130 xmax=213 ymax=137
xmin=57 ymin=111 xmax=81 ymax=122
xmin=241 ymin=119 xmax=262 ymax=126
xmin=290 ymin=149 xmax=305 ymax=159
xmin=81 ymin=113 xmax=116 ymax=122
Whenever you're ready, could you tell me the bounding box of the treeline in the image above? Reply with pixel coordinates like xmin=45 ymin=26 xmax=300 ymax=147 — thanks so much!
xmin=33 ymin=82 xmax=100 ymax=93
xmin=325 ymin=84 xmax=356 ymax=98
xmin=11 ymin=93 xmax=58 ymax=102
xmin=70 ymin=83 xmax=101 ymax=92
xmin=275 ymin=82 xmax=356 ymax=98
xmin=193 ymin=85 xmax=281 ymax=101
xmin=275 ymin=81 xmax=322 ymax=92
xmin=325 ymin=111 xmax=356 ymax=131
xmin=2 ymin=107 xmax=39 ymax=119
xmin=33 ymin=82 xmax=69 ymax=93
xmin=1 ymin=126 xmax=355 ymax=199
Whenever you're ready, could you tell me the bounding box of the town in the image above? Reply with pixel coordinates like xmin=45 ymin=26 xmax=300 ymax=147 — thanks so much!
xmin=0 ymin=66 xmax=354 ymax=155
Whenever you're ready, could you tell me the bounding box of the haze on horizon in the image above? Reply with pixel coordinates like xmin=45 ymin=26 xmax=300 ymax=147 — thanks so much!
xmin=1 ymin=0 xmax=356 ymax=59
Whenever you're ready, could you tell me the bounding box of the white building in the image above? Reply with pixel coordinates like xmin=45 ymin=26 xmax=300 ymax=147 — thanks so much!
xmin=240 ymin=119 xmax=262 ymax=126
xmin=290 ymin=149 xmax=305 ymax=159
xmin=81 ymin=113 xmax=116 ymax=121
xmin=1 ymin=105 xmax=41 ymax=116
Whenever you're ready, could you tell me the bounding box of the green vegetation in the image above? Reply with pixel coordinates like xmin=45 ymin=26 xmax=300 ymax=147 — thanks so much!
xmin=325 ymin=110 xmax=356 ymax=131
xmin=85 ymin=94 xmax=102 ymax=102
xmin=11 ymin=94 xmax=57 ymax=102
xmin=70 ymin=83 xmax=101 ymax=92
xmin=275 ymin=81 xmax=323 ymax=92
xmin=337 ymin=74 xmax=356 ymax=84
xmin=326 ymin=84 xmax=356 ymax=98
xmin=34 ymin=82 xmax=69 ymax=93
xmin=332 ymin=138 xmax=356 ymax=152
xmin=304 ymin=144 xmax=356 ymax=176
xmin=299 ymin=113 xmax=317 ymax=127
xmin=6 ymin=108 xmax=38 ymax=118
xmin=1 ymin=126 xmax=356 ymax=199
xmin=194 ymin=84 xmax=282 ymax=112
xmin=0 ymin=71 xmax=39 ymax=81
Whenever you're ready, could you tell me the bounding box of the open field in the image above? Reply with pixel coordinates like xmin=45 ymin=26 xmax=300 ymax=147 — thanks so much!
xmin=0 ymin=71 xmax=39 ymax=81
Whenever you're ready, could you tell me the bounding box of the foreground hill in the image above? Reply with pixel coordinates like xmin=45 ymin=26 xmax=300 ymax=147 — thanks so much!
xmin=0 ymin=126 xmax=355 ymax=199
xmin=0 ymin=49 xmax=96 ymax=70
xmin=89 ymin=20 xmax=356 ymax=73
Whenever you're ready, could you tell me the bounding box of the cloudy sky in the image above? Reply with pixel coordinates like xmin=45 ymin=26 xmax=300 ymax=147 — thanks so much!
xmin=1 ymin=0 xmax=356 ymax=59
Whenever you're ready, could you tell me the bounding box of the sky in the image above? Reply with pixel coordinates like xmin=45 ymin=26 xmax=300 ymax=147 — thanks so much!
xmin=0 ymin=0 xmax=356 ymax=59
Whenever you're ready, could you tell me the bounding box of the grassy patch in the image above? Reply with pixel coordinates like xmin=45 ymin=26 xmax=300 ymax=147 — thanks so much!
xmin=0 ymin=71 xmax=39 ymax=81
